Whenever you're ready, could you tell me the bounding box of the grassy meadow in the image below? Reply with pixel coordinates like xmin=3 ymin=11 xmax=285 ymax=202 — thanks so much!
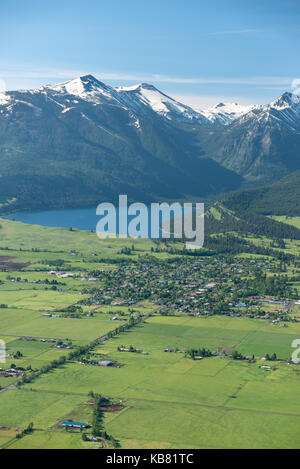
xmin=0 ymin=217 xmax=299 ymax=449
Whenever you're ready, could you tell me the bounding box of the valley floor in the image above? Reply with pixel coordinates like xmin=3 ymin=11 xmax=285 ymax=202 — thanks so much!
xmin=0 ymin=218 xmax=299 ymax=449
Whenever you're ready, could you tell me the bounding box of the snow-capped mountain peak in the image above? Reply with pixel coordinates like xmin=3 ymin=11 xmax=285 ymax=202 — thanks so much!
xmin=270 ymin=92 xmax=300 ymax=110
xmin=116 ymin=82 xmax=208 ymax=122
xmin=43 ymin=75 xmax=118 ymax=103
xmin=226 ymin=91 xmax=300 ymax=132
xmin=199 ymin=102 xmax=259 ymax=124
xmin=1 ymin=75 xmax=300 ymax=130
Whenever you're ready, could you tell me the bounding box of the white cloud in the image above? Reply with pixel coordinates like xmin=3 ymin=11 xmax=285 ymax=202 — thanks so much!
xmin=94 ymin=73 xmax=292 ymax=87
xmin=291 ymin=78 xmax=300 ymax=95
xmin=0 ymin=66 xmax=293 ymax=88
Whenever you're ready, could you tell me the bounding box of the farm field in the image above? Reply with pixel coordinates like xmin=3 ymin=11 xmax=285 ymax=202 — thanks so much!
xmin=12 ymin=315 xmax=299 ymax=449
xmin=0 ymin=308 xmax=114 ymax=341
xmin=7 ymin=430 xmax=99 ymax=449
xmin=0 ymin=219 xmax=158 ymax=258
xmin=5 ymin=397 xmax=300 ymax=449
xmin=105 ymin=315 xmax=300 ymax=358
xmin=105 ymin=399 xmax=300 ymax=449
xmin=0 ymin=290 xmax=86 ymax=310
xmin=0 ymin=218 xmax=300 ymax=449
xmin=0 ymin=389 xmax=86 ymax=429
xmin=3 ymin=338 xmax=82 ymax=371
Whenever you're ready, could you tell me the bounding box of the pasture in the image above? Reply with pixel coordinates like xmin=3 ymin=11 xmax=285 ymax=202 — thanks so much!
xmin=0 ymin=308 xmax=114 ymax=341
xmin=103 ymin=315 xmax=300 ymax=358
xmin=15 ymin=315 xmax=300 ymax=448
xmin=0 ymin=389 xmax=86 ymax=429
xmin=0 ymin=218 xmax=299 ymax=449
xmin=0 ymin=218 xmax=162 ymax=258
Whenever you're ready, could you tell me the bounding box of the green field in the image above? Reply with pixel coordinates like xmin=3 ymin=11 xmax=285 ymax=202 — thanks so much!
xmin=270 ymin=216 xmax=300 ymax=230
xmin=0 ymin=389 xmax=86 ymax=428
xmin=0 ymin=308 xmax=115 ymax=341
xmin=12 ymin=315 xmax=298 ymax=448
xmin=6 ymin=430 xmax=99 ymax=449
xmin=104 ymin=316 xmax=300 ymax=358
xmin=0 ymin=290 xmax=86 ymax=310
xmin=0 ymin=218 xmax=300 ymax=449
xmin=0 ymin=218 xmax=159 ymax=257
xmin=105 ymin=400 xmax=300 ymax=449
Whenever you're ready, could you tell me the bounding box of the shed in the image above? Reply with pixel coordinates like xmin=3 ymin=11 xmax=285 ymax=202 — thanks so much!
xmin=99 ymin=360 xmax=113 ymax=367
xmin=62 ymin=419 xmax=89 ymax=428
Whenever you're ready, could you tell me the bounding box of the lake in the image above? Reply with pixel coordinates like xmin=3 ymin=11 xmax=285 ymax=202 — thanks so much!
xmin=3 ymin=205 xmax=193 ymax=236
xmin=4 ymin=207 xmax=100 ymax=230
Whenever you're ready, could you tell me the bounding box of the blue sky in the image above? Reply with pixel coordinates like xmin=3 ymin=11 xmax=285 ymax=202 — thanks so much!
xmin=1 ymin=0 xmax=300 ymax=107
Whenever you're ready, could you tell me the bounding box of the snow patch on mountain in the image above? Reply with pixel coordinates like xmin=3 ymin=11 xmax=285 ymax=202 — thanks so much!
xmin=45 ymin=75 xmax=121 ymax=104
xmin=2 ymin=75 xmax=300 ymax=131
xmin=116 ymin=83 xmax=207 ymax=122
xmin=199 ymin=102 xmax=259 ymax=124
xmin=61 ymin=107 xmax=75 ymax=114
xmin=270 ymin=92 xmax=300 ymax=110
xmin=0 ymin=93 xmax=11 ymax=105
xmin=236 ymin=92 xmax=300 ymax=129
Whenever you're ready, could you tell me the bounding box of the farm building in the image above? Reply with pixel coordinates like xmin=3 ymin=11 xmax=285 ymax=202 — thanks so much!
xmin=62 ymin=419 xmax=89 ymax=428
xmin=99 ymin=360 xmax=113 ymax=367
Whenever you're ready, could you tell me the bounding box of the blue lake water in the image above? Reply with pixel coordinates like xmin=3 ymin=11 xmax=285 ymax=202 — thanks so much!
xmin=3 ymin=206 xmax=191 ymax=235
xmin=4 ymin=207 xmax=100 ymax=230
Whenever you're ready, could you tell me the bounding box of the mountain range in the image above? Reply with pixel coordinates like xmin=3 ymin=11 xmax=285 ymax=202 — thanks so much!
xmin=0 ymin=74 xmax=299 ymax=213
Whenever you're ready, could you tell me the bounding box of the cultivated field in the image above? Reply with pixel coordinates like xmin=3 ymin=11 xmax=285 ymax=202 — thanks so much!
xmin=8 ymin=316 xmax=297 ymax=448
xmin=0 ymin=218 xmax=299 ymax=449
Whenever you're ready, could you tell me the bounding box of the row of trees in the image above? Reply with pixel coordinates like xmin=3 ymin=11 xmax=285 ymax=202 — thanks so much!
xmin=185 ymin=348 xmax=213 ymax=359
xmin=17 ymin=314 xmax=146 ymax=386
xmin=16 ymin=422 xmax=34 ymax=439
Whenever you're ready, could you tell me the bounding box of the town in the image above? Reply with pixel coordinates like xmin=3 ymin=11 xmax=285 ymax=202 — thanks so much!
xmin=0 ymin=218 xmax=299 ymax=449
